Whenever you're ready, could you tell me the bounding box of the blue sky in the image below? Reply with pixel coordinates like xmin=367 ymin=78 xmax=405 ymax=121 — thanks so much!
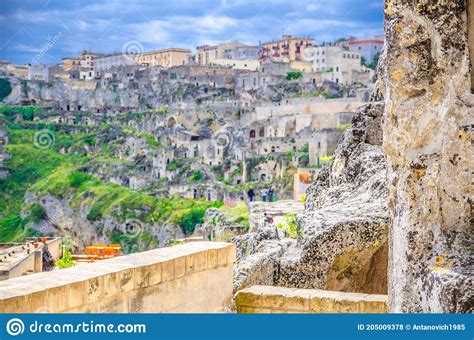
xmin=0 ymin=0 xmax=384 ymax=65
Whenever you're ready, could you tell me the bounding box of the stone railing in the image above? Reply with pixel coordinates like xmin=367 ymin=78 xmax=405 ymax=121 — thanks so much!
xmin=236 ymin=285 xmax=387 ymax=313
xmin=0 ymin=242 xmax=235 ymax=313
xmin=0 ymin=237 xmax=62 ymax=281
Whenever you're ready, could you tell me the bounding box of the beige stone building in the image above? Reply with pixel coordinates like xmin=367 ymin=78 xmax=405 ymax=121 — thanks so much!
xmin=261 ymin=35 xmax=314 ymax=62
xmin=305 ymin=45 xmax=374 ymax=85
xmin=78 ymin=50 xmax=104 ymax=69
xmin=196 ymin=42 xmax=244 ymax=65
xmin=62 ymin=57 xmax=81 ymax=71
xmin=0 ymin=62 xmax=28 ymax=79
xmin=135 ymin=48 xmax=191 ymax=68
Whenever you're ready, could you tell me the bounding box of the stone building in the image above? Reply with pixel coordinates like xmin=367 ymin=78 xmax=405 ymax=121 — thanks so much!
xmin=135 ymin=48 xmax=191 ymax=68
xmin=0 ymin=62 xmax=28 ymax=79
xmin=94 ymin=53 xmax=137 ymax=75
xmin=222 ymin=45 xmax=261 ymax=60
xmin=28 ymin=64 xmax=49 ymax=81
xmin=61 ymin=57 xmax=81 ymax=71
xmin=348 ymin=39 xmax=383 ymax=64
xmin=261 ymin=35 xmax=314 ymax=61
xmin=166 ymin=64 xmax=239 ymax=89
xmin=196 ymin=42 xmax=244 ymax=65
xmin=305 ymin=44 xmax=374 ymax=85
xmin=308 ymin=128 xmax=344 ymax=166
xmin=209 ymin=59 xmax=260 ymax=71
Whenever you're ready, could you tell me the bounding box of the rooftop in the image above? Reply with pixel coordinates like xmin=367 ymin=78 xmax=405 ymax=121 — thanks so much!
xmin=140 ymin=48 xmax=192 ymax=55
xmin=348 ymin=39 xmax=384 ymax=45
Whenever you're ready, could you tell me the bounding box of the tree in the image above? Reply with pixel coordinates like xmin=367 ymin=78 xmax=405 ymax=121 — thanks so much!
xmin=367 ymin=52 xmax=381 ymax=70
xmin=286 ymin=71 xmax=303 ymax=80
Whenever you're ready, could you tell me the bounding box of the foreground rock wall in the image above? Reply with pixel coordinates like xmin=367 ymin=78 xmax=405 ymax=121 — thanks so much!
xmin=383 ymin=0 xmax=473 ymax=312
xmin=232 ymin=102 xmax=389 ymax=295
xmin=276 ymin=102 xmax=389 ymax=294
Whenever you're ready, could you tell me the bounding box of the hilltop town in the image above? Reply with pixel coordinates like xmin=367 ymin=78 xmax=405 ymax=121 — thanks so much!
xmin=0 ymin=0 xmax=471 ymax=316
xmin=0 ymin=34 xmax=381 ymax=251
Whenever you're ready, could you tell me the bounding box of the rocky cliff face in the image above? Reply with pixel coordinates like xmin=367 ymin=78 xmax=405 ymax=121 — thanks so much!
xmin=0 ymin=126 xmax=9 ymax=180
xmin=25 ymin=193 xmax=184 ymax=253
xmin=383 ymin=0 xmax=473 ymax=312
xmin=232 ymin=101 xmax=389 ymax=294
xmin=277 ymin=102 xmax=388 ymax=293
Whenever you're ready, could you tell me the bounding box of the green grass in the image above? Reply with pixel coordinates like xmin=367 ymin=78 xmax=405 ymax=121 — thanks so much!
xmin=0 ymin=106 xmax=223 ymax=244
xmin=220 ymin=201 xmax=250 ymax=231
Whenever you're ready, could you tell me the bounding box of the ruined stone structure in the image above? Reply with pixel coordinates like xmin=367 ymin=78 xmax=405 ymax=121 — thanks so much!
xmin=383 ymin=0 xmax=473 ymax=313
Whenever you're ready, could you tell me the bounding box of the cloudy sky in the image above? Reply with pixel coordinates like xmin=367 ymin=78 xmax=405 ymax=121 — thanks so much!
xmin=0 ymin=0 xmax=384 ymax=65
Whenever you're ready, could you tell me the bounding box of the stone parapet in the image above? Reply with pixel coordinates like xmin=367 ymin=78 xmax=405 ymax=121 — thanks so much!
xmin=236 ymin=285 xmax=387 ymax=313
xmin=0 ymin=242 xmax=236 ymax=313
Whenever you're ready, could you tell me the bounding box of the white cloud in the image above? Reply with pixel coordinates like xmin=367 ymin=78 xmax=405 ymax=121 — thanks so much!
xmin=306 ymin=4 xmax=319 ymax=12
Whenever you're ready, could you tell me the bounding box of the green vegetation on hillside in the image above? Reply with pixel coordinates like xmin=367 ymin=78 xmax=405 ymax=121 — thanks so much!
xmin=0 ymin=79 xmax=12 ymax=102
xmin=220 ymin=201 xmax=250 ymax=231
xmin=0 ymin=106 xmax=222 ymax=244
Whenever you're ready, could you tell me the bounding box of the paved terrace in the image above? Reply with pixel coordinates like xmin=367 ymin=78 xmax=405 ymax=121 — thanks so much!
xmin=0 ymin=238 xmax=62 ymax=281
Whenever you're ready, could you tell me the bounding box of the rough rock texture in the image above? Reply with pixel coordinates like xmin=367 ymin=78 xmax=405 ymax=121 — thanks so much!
xmin=383 ymin=0 xmax=473 ymax=312
xmin=276 ymin=102 xmax=389 ymax=294
xmin=231 ymin=223 xmax=290 ymax=293
xmin=232 ymin=102 xmax=389 ymax=295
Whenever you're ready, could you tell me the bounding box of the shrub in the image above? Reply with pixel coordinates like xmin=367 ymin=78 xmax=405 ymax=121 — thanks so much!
xmin=286 ymin=71 xmax=303 ymax=80
xmin=0 ymin=79 xmax=12 ymax=101
xmin=277 ymin=213 xmax=301 ymax=239
xmin=179 ymin=207 xmax=207 ymax=234
xmin=191 ymin=170 xmax=203 ymax=181
xmin=68 ymin=171 xmax=92 ymax=188
xmin=28 ymin=203 xmax=46 ymax=222
xmin=55 ymin=250 xmax=76 ymax=269
xmin=220 ymin=201 xmax=250 ymax=231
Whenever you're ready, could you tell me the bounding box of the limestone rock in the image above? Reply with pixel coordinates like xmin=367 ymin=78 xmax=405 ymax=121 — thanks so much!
xmin=277 ymin=102 xmax=388 ymax=294
xmin=232 ymin=102 xmax=389 ymax=295
xmin=383 ymin=0 xmax=473 ymax=313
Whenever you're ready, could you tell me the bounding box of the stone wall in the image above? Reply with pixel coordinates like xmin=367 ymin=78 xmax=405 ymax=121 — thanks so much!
xmin=236 ymin=285 xmax=387 ymax=313
xmin=383 ymin=0 xmax=473 ymax=312
xmin=0 ymin=238 xmax=62 ymax=281
xmin=0 ymin=242 xmax=235 ymax=313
